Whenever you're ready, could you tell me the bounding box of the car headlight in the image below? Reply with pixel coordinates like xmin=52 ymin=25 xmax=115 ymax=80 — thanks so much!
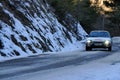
xmin=87 ymin=40 xmax=92 ymax=44
xmin=104 ymin=40 xmax=111 ymax=46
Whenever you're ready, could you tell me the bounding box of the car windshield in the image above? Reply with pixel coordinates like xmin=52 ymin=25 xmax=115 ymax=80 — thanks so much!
xmin=89 ymin=31 xmax=110 ymax=37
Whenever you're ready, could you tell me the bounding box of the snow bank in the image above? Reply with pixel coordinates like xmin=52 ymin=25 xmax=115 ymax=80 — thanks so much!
xmin=0 ymin=0 xmax=86 ymax=61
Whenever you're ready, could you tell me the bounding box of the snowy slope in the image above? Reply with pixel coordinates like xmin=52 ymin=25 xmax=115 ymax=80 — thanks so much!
xmin=0 ymin=0 xmax=87 ymax=59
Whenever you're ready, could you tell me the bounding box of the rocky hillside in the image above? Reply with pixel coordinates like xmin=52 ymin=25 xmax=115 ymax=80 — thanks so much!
xmin=0 ymin=0 xmax=86 ymax=58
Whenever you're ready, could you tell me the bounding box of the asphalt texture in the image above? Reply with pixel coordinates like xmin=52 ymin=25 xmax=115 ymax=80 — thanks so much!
xmin=0 ymin=42 xmax=119 ymax=79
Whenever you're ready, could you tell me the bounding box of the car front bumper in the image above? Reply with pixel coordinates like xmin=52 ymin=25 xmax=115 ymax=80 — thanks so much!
xmin=86 ymin=41 xmax=111 ymax=48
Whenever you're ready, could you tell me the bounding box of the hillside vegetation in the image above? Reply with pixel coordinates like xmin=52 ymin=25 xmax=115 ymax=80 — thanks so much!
xmin=0 ymin=0 xmax=86 ymax=58
xmin=48 ymin=0 xmax=120 ymax=36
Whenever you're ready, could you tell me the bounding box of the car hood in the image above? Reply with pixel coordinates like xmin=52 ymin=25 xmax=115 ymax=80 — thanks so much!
xmin=86 ymin=37 xmax=111 ymax=42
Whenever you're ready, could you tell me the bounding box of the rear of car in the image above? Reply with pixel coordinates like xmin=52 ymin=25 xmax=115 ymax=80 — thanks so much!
xmin=86 ymin=30 xmax=112 ymax=51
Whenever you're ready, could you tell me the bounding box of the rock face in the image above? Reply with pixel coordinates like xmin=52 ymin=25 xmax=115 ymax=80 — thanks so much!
xmin=0 ymin=0 xmax=86 ymax=57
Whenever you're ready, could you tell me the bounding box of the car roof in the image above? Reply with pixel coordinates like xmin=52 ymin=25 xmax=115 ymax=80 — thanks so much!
xmin=90 ymin=30 xmax=109 ymax=32
xmin=90 ymin=30 xmax=110 ymax=33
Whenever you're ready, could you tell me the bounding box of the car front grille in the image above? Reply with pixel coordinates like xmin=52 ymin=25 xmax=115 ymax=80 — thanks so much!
xmin=92 ymin=41 xmax=104 ymax=46
xmin=93 ymin=41 xmax=103 ymax=44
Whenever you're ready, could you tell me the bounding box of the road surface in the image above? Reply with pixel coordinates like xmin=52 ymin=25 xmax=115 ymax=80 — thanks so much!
xmin=0 ymin=40 xmax=120 ymax=80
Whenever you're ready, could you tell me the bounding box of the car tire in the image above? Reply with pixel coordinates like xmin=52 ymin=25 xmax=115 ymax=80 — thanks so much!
xmin=108 ymin=46 xmax=111 ymax=51
xmin=86 ymin=47 xmax=92 ymax=51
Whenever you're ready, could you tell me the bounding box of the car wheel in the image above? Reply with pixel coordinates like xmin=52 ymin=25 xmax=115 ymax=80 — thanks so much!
xmin=108 ymin=46 xmax=111 ymax=51
xmin=86 ymin=47 xmax=92 ymax=51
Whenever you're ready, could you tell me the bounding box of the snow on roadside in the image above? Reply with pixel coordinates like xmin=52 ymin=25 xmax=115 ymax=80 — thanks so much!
xmin=1 ymin=37 xmax=120 ymax=80
xmin=27 ymin=62 xmax=120 ymax=80
xmin=61 ymin=40 xmax=85 ymax=52
xmin=0 ymin=40 xmax=85 ymax=62
xmin=2 ymin=42 xmax=120 ymax=80
xmin=36 ymin=45 xmax=120 ymax=80
xmin=112 ymin=37 xmax=120 ymax=43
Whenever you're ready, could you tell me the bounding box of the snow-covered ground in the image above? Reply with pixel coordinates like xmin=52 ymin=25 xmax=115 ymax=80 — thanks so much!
xmin=2 ymin=50 xmax=120 ymax=80
xmin=33 ymin=51 xmax=120 ymax=80
xmin=1 ymin=0 xmax=120 ymax=79
xmin=1 ymin=37 xmax=120 ymax=80
xmin=0 ymin=0 xmax=87 ymax=60
xmin=0 ymin=40 xmax=85 ymax=62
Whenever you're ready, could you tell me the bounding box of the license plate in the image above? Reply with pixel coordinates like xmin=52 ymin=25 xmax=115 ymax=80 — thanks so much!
xmin=94 ymin=43 xmax=102 ymax=46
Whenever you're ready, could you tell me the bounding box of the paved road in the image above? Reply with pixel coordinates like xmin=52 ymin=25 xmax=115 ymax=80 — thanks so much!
xmin=0 ymin=42 xmax=119 ymax=80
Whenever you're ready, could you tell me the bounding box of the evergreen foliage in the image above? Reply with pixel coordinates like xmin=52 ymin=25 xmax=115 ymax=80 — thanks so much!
xmin=48 ymin=0 xmax=120 ymax=36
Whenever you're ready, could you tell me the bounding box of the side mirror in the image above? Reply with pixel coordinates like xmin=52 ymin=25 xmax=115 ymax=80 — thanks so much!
xmin=86 ymin=35 xmax=89 ymax=37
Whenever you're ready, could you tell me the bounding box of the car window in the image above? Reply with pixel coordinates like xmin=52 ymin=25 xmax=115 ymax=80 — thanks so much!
xmin=89 ymin=31 xmax=110 ymax=37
